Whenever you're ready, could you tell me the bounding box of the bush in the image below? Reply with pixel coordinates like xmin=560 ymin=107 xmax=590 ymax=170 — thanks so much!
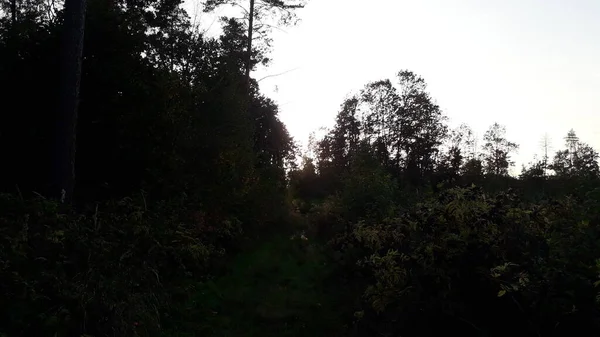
xmin=0 ymin=193 xmax=241 ymax=337
xmin=332 ymin=186 xmax=600 ymax=337
xmin=339 ymin=148 xmax=397 ymax=223
xmin=306 ymin=195 xmax=346 ymax=240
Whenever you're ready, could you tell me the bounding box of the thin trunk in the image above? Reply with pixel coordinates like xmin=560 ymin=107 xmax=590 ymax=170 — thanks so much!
xmin=245 ymin=0 xmax=255 ymax=92
xmin=10 ymin=0 xmax=16 ymax=25
xmin=53 ymin=0 xmax=87 ymax=203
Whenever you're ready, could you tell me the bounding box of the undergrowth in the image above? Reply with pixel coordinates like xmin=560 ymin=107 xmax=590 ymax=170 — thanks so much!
xmin=0 ymin=193 xmax=241 ymax=337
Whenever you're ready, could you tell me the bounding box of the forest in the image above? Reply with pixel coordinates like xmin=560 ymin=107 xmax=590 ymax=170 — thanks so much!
xmin=1 ymin=0 xmax=599 ymax=336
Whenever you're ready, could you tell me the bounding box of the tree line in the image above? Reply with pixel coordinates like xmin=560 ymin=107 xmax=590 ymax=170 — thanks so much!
xmin=290 ymin=70 xmax=599 ymax=205
xmin=288 ymin=70 xmax=600 ymax=337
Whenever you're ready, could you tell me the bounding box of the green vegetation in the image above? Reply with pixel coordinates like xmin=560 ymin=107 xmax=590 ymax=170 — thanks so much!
xmin=0 ymin=193 xmax=246 ymax=336
xmin=1 ymin=1 xmax=600 ymax=336
xmin=165 ymin=232 xmax=348 ymax=337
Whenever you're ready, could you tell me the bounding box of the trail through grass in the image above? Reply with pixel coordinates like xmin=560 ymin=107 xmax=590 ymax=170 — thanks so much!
xmin=166 ymin=231 xmax=349 ymax=337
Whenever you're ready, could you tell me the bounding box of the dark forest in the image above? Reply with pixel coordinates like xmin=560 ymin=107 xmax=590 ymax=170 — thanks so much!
xmin=1 ymin=1 xmax=599 ymax=336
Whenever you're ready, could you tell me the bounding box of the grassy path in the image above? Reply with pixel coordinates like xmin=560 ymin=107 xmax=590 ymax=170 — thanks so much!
xmin=165 ymin=232 xmax=349 ymax=337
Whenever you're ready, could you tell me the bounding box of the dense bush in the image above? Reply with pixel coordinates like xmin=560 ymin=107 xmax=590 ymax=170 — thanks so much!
xmin=330 ymin=185 xmax=600 ymax=337
xmin=0 ymin=193 xmax=241 ymax=337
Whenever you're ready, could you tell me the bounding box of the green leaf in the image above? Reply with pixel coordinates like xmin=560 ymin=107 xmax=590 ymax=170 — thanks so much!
xmin=497 ymin=290 xmax=506 ymax=297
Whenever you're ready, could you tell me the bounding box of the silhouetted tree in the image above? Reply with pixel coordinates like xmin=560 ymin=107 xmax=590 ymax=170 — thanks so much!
xmin=394 ymin=70 xmax=447 ymax=182
xmin=550 ymin=129 xmax=599 ymax=179
xmin=203 ymin=0 xmax=305 ymax=85
xmin=481 ymin=122 xmax=518 ymax=176
xmin=319 ymin=70 xmax=447 ymax=188
xmin=540 ymin=133 xmax=552 ymax=177
xmin=520 ymin=159 xmax=545 ymax=180
xmin=53 ymin=0 xmax=87 ymax=202
xmin=0 ymin=0 xmax=296 ymax=219
xmin=439 ymin=123 xmax=475 ymax=180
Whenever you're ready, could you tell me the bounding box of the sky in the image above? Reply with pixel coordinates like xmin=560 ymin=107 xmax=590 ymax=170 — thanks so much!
xmin=185 ymin=0 xmax=600 ymax=172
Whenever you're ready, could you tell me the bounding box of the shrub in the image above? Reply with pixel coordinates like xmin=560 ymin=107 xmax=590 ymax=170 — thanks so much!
xmin=333 ymin=186 xmax=600 ymax=336
xmin=0 ymin=193 xmax=241 ymax=337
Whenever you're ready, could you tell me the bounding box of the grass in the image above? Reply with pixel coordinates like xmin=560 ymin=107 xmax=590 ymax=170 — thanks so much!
xmin=164 ymin=230 xmax=350 ymax=337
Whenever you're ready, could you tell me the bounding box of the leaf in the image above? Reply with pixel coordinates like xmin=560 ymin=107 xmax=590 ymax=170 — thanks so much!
xmin=497 ymin=290 xmax=506 ymax=297
xmin=593 ymin=280 xmax=600 ymax=287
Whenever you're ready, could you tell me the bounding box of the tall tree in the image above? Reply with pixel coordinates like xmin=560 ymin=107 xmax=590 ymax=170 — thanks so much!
xmin=550 ymin=130 xmax=599 ymax=178
xmin=481 ymin=122 xmax=518 ymax=176
xmin=572 ymin=143 xmax=600 ymax=178
xmin=394 ymin=70 xmax=447 ymax=181
xmin=53 ymin=0 xmax=87 ymax=202
xmin=439 ymin=123 xmax=474 ymax=179
xmin=315 ymin=97 xmax=362 ymax=193
xmin=358 ymin=80 xmax=398 ymax=167
xmin=565 ymin=129 xmax=579 ymax=156
xmin=203 ymin=0 xmax=305 ymax=85
xmin=10 ymin=0 xmax=16 ymax=24
xmin=540 ymin=133 xmax=552 ymax=177
xmin=318 ymin=70 xmax=447 ymax=186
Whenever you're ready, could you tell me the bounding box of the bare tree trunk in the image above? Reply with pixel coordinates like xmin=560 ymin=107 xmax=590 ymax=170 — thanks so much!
xmin=246 ymin=0 xmax=255 ymax=90
xmin=53 ymin=0 xmax=87 ymax=203
xmin=10 ymin=0 xmax=16 ymax=25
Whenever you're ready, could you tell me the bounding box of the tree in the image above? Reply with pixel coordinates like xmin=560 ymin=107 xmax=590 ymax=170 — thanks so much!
xmin=481 ymin=123 xmax=518 ymax=176
xmin=331 ymin=96 xmax=361 ymax=168
xmin=288 ymin=156 xmax=320 ymax=204
xmin=317 ymin=70 xmax=448 ymax=188
xmin=0 ymin=0 xmax=297 ymax=216
xmin=339 ymin=140 xmax=396 ymax=221
xmin=53 ymin=0 xmax=87 ymax=202
xmin=572 ymin=143 xmax=599 ymax=178
xmin=394 ymin=70 xmax=447 ymax=182
xmin=520 ymin=158 xmax=545 ymax=180
xmin=462 ymin=157 xmax=484 ymax=181
xmin=551 ymin=149 xmax=572 ymax=177
xmin=539 ymin=133 xmax=552 ymax=177
xmin=439 ymin=123 xmax=475 ymax=179
xmin=203 ymin=0 xmax=305 ymax=85
xmin=315 ymin=96 xmax=364 ymax=194
xmin=565 ymin=129 xmax=579 ymax=156
xmin=10 ymin=0 xmax=16 ymax=24
xmin=550 ymin=130 xmax=599 ymax=179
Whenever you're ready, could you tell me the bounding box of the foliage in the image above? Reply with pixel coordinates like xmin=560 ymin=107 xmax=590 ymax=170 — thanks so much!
xmin=288 ymin=71 xmax=600 ymax=336
xmin=338 ymin=142 xmax=397 ymax=222
xmin=203 ymin=0 xmax=307 ymax=68
xmin=316 ymin=70 xmax=448 ymax=190
xmin=0 ymin=0 xmax=294 ymax=223
xmin=3 ymin=1 xmax=600 ymax=336
xmin=0 ymin=0 xmax=296 ymax=336
xmin=164 ymin=232 xmax=349 ymax=337
xmin=329 ymin=185 xmax=600 ymax=336
xmin=481 ymin=122 xmax=519 ymax=176
xmin=0 ymin=193 xmax=242 ymax=337
xmin=550 ymin=130 xmax=600 ymax=179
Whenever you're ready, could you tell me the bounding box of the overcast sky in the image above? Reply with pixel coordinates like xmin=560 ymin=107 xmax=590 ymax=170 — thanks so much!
xmin=186 ymin=0 xmax=600 ymax=172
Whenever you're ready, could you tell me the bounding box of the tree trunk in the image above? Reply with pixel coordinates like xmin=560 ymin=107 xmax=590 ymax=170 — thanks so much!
xmin=10 ymin=0 xmax=16 ymax=25
xmin=246 ymin=0 xmax=255 ymax=90
xmin=53 ymin=0 xmax=87 ymax=203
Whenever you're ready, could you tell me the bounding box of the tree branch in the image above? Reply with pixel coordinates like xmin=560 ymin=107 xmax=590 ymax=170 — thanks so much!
xmin=257 ymin=66 xmax=300 ymax=82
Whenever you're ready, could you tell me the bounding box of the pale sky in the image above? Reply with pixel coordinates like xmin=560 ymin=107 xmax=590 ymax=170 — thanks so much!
xmin=186 ymin=0 xmax=600 ymax=172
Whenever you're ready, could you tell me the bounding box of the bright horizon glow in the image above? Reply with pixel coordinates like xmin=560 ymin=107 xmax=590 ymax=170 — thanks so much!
xmin=185 ymin=0 xmax=600 ymax=174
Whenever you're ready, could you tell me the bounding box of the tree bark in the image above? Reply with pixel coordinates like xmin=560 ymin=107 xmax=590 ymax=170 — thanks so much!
xmin=10 ymin=0 xmax=16 ymax=25
xmin=53 ymin=0 xmax=87 ymax=203
xmin=246 ymin=0 xmax=255 ymax=90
